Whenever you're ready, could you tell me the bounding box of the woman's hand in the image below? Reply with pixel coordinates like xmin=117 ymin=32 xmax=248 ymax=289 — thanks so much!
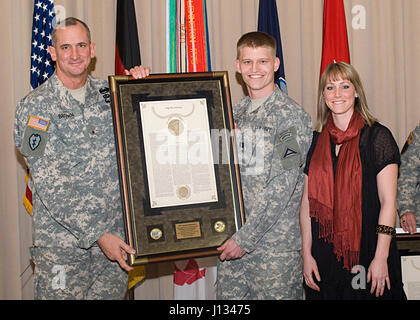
xmin=367 ymin=256 xmax=390 ymax=297
xmin=303 ymin=254 xmax=321 ymax=292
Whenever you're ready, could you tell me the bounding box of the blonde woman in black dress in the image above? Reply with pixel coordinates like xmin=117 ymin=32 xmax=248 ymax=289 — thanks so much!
xmin=300 ymin=62 xmax=406 ymax=300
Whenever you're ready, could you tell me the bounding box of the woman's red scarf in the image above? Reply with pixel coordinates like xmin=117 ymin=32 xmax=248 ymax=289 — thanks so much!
xmin=308 ymin=111 xmax=365 ymax=270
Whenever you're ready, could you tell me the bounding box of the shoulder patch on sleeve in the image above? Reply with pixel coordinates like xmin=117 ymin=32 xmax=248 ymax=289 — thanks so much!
xmin=275 ymin=126 xmax=303 ymax=169
xmin=407 ymin=131 xmax=414 ymax=145
xmin=401 ymin=131 xmax=415 ymax=155
xmin=27 ymin=115 xmax=50 ymax=131
xmin=21 ymin=117 xmax=49 ymax=157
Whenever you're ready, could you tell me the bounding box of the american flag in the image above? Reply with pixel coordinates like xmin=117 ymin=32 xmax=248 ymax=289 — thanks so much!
xmin=30 ymin=0 xmax=56 ymax=90
xmin=24 ymin=0 xmax=56 ymax=215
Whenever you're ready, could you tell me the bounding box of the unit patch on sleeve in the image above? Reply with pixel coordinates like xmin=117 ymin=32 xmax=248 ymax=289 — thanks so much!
xmin=275 ymin=126 xmax=302 ymax=169
xmin=407 ymin=131 xmax=414 ymax=145
xmin=21 ymin=116 xmax=49 ymax=157
xmin=401 ymin=130 xmax=415 ymax=155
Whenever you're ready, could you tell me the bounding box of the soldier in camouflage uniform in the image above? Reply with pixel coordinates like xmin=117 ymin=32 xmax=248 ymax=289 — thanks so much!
xmin=14 ymin=17 xmax=149 ymax=299
xmin=397 ymin=125 xmax=420 ymax=234
xmin=216 ymin=32 xmax=312 ymax=299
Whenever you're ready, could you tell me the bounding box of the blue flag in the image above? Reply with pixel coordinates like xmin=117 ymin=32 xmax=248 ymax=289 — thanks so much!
xmin=257 ymin=0 xmax=287 ymax=94
xmin=30 ymin=0 xmax=56 ymax=90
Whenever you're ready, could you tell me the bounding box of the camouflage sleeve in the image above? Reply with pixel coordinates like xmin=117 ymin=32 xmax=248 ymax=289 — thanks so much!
xmin=397 ymin=126 xmax=420 ymax=216
xmin=14 ymin=98 xmax=120 ymax=249
xmin=14 ymin=100 xmax=26 ymax=157
xmin=233 ymin=110 xmax=312 ymax=252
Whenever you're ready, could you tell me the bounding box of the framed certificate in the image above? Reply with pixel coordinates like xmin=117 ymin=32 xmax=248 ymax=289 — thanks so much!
xmin=397 ymin=233 xmax=420 ymax=299
xmin=109 ymin=71 xmax=245 ymax=265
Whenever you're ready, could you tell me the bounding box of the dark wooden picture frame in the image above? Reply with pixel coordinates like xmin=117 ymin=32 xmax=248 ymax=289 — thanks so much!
xmin=109 ymin=71 xmax=245 ymax=265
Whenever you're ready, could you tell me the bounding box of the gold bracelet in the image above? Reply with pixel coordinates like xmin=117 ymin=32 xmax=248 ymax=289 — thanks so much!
xmin=376 ymin=225 xmax=396 ymax=237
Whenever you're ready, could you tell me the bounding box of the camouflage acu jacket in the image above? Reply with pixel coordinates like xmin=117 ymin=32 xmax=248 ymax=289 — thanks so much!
xmin=14 ymin=73 xmax=124 ymax=249
xmin=397 ymin=125 xmax=420 ymax=218
xmin=232 ymin=86 xmax=313 ymax=253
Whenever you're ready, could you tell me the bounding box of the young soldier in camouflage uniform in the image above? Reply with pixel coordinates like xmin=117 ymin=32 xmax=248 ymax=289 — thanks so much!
xmin=216 ymin=32 xmax=312 ymax=299
xmin=397 ymin=125 xmax=420 ymax=234
xmin=14 ymin=17 xmax=149 ymax=299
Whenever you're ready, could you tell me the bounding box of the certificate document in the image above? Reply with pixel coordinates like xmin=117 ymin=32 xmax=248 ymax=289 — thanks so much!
xmin=139 ymin=98 xmax=218 ymax=208
xmin=401 ymin=255 xmax=420 ymax=300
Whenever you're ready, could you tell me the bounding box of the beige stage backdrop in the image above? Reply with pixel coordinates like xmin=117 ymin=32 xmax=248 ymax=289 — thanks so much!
xmin=1 ymin=0 xmax=419 ymax=299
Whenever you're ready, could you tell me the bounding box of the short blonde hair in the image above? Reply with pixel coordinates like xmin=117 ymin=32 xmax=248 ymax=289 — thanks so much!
xmin=315 ymin=61 xmax=376 ymax=131
xmin=236 ymin=31 xmax=276 ymax=59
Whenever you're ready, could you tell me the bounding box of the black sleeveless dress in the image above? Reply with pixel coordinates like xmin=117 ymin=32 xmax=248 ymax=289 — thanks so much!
xmin=304 ymin=122 xmax=406 ymax=300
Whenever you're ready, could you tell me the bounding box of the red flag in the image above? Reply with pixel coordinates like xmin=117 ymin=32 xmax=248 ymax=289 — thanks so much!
xmin=115 ymin=0 xmax=141 ymax=75
xmin=320 ymin=0 xmax=350 ymax=76
xmin=173 ymin=259 xmax=216 ymax=299
xmin=174 ymin=259 xmax=206 ymax=286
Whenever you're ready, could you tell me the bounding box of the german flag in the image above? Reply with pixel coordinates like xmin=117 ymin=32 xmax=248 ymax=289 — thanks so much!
xmin=114 ymin=0 xmax=146 ymax=293
xmin=115 ymin=0 xmax=141 ymax=75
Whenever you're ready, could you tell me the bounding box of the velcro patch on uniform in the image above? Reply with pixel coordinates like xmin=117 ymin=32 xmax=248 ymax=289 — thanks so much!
xmin=27 ymin=115 xmax=50 ymax=131
xmin=275 ymin=127 xmax=302 ymax=169
xmin=21 ymin=126 xmax=48 ymax=157
xmin=407 ymin=131 xmax=414 ymax=145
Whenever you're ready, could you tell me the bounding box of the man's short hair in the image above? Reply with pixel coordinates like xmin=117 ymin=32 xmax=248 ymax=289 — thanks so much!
xmin=236 ymin=31 xmax=277 ymax=59
xmin=51 ymin=17 xmax=91 ymax=47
